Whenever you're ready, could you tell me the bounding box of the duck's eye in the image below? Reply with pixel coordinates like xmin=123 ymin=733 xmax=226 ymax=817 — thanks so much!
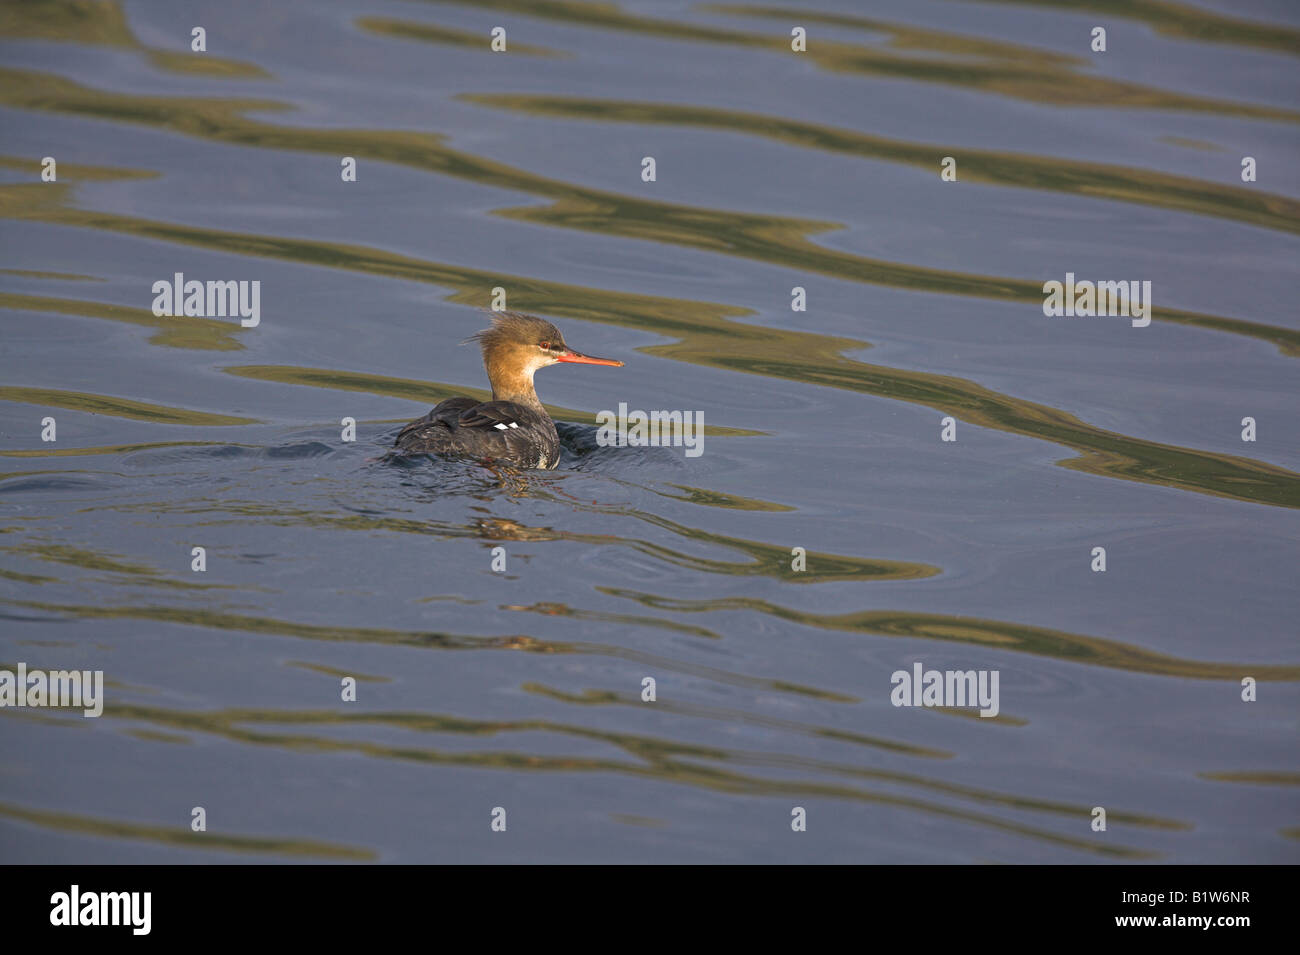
xmin=539 ymin=341 xmax=551 ymax=350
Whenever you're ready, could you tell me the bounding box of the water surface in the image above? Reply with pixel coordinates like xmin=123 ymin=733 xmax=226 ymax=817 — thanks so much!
xmin=1 ymin=0 xmax=1297 ymax=863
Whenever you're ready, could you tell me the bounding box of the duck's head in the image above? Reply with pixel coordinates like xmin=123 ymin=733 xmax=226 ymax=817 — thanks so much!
xmin=470 ymin=311 xmax=622 ymax=404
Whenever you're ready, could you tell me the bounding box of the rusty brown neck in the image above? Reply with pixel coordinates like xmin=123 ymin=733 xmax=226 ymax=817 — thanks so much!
xmin=485 ymin=357 xmax=546 ymax=415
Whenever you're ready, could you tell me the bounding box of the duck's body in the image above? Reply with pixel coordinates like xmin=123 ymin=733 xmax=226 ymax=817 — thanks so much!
xmin=394 ymin=396 xmax=561 ymax=469
xmin=393 ymin=312 xmax=621 ymax=469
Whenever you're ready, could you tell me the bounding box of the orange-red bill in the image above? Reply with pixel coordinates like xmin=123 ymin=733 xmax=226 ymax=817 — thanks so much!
xmin=556 ymin=349 xmax=623 ymax=367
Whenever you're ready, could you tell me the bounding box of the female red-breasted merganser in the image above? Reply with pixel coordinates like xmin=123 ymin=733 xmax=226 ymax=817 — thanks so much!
xmin=393 ymin=311 xmax=622 ymax=468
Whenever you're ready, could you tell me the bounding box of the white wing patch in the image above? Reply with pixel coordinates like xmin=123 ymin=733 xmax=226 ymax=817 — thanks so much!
xmin=492 ymin=422 xmax=520 ymax=430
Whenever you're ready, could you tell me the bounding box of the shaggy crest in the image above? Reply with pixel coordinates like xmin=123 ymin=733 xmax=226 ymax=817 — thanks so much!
xmin=466 ymin=311 xmax=566 ymax=356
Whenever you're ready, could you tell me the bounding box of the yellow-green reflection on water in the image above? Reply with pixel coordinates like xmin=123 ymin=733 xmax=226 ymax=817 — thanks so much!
xmin=1199 ymin=772 xmax=1300 ymax=786
xmin=0 ymin=154 xmax=157 ymax=182
xmin=0 ymin=440 xmax=251 ymax=459
xmin=356 ymin=16 xmax=562 ymax=57
xmin=287 ymin=660 xmax=393 ymax=683
xmin=599 ymin=589 xmax=1300 ymax=682
xmin=0 ymin=800 xmax=375 ymax=859
xmin=463 ymin=93 xmax=1300 ymax=236
xmin=0 ymin=568 xmax=59 ymax=585
xmin=411 ymin=0 xmax=1299 ymax=120
xmin=14 ymin=702 xmax=1181 ymax=857
xmin=0 ymin=291 xmax=248 ymax=351
xmin=0 ymin=0 xmax=269 ymax=77
xmin=0 ymin=268 xmax=105 ymax=282
xmin=0 ymin=598 xmax=855 ymax=701
xmin=0 ymin=387 xmax=257 ymax=426
xmin=0 ymin=541 xmax=242 ymax=592
xmin=70 ymin=491 xmax=940 ymax=584
xmin=652 ymin=484 xmax=796 ymax=512
xmin=502 ymin=601 xmax=732 ymax=641
xmin=6 ymin=164 xmax=1296 ymax=508
xmin=943 ymin=0 xmax=1300 ymax=57
xmin=2 ymin=68 xmax=1295 ymax=360
xmin=520 ymin=681 xmax=953 ymax=756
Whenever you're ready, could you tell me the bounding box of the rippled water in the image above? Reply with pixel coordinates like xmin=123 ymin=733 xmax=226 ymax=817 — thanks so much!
xmin=1 ymin=0 xmax=1297 ymax=863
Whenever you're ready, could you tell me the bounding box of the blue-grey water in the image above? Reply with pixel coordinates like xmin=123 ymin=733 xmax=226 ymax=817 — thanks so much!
xmin=1 ymin=0 xmax=1297 ymax=863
